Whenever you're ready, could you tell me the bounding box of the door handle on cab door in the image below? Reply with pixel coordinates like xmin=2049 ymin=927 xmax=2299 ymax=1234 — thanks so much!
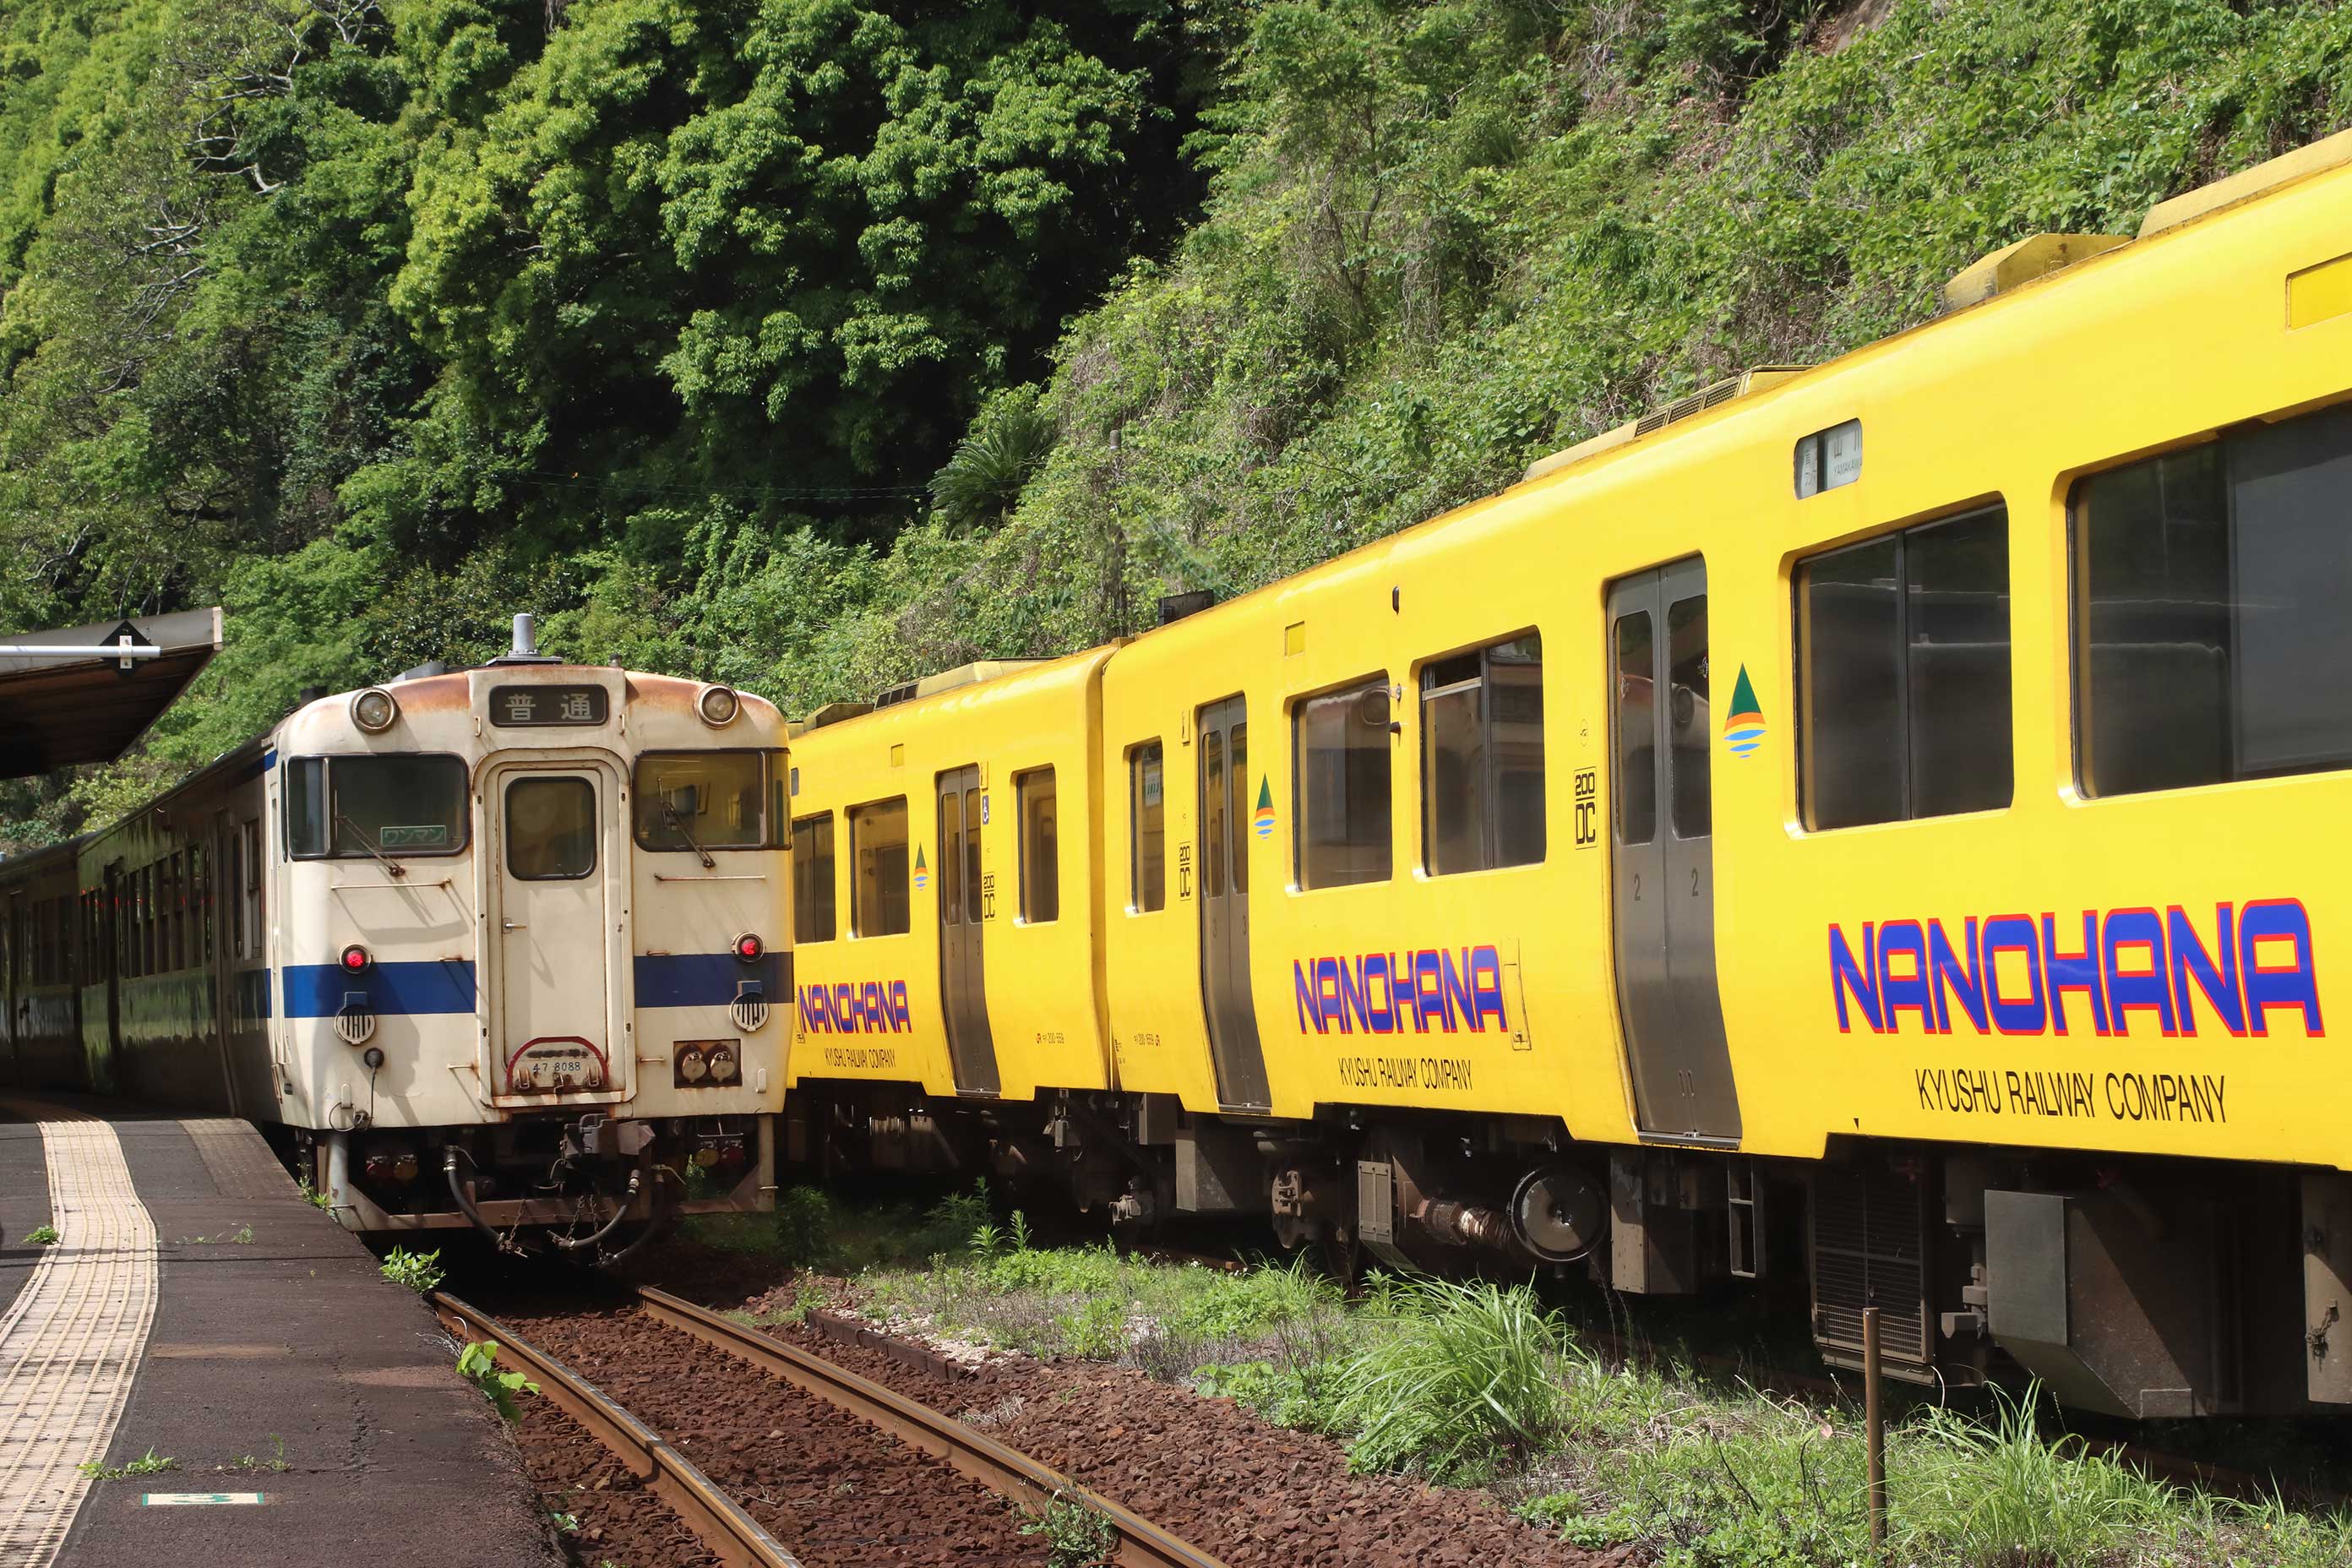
xmin=502 ymin=921 xmax=527 ymax=931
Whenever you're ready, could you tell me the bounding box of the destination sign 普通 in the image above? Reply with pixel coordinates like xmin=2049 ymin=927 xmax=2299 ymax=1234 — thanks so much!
xmin=489 ymin=684 xmax=608 ymax=727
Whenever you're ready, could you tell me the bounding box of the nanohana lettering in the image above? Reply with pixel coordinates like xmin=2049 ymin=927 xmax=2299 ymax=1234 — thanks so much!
xmin=1828 ymin=901 xmax=2322 ymax=1039
xmin=1294 ymin=945 xmax=1508 ymax=1036
xmin=797 ymin=980 xmax=912 ymax=1035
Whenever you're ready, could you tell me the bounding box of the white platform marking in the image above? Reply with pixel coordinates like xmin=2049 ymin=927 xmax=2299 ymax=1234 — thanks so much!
xmin=0 ymin=1120 xmax=161 ymax=1567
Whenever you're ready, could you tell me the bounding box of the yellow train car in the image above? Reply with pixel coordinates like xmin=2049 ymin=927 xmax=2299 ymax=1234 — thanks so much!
xmin=784 ymin=651 xmax=1134 ymax=1190
xmin=779 ymin=131 xmax=2352 ymax=1418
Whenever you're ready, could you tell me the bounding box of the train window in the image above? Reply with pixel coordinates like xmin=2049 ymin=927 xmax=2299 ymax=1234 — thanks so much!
xmin=792 ymin=814 xmax=836 ymax=943
xmin=850 ymin=798 xmax=911 ymax=937
xmin=286 ymin=755 xmax=469 ymax=858
xmin=1130 ymin=743 xmax=1164 ymax=912
xmin=1422 ymin=634 xmax=1545 ymax=875
xmin=1016 ymin=769 xmax=1059 ymax=923
xmin=1294 ymin=677 xmax=1392 ymax=890
xmin=1798 ymin=504 xmax=2012 ymax=829
xmin=2076 ymin=402 xmax=2352 ymax=795
xmin=226 ymin=831 xmax=244 ymax=958
xmin=634 ymin=751 xmax=768 ymax=852
xmin=164 ymin=852 xmax=182 ymax=971
xmin=505 ymin=777 xmax=597 ymax=879
xmin=1614 ymin=614 xmax=1657 ymax=845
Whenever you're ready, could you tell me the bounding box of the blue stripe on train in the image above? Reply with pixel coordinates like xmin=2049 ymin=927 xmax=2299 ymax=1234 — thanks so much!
xmin=279 ymin=953 xmax=774 ymax=1017
xmin=282 ymin=960 xmax=477 ymax=1019
xmin=634 ymin=952 xmax=781 ymax=1009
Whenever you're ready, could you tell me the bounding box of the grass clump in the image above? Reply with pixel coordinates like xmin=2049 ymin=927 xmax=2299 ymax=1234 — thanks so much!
xmin=1335 ymin=1277 xmax=1567 ymax=1483
xmin=1016 ymin=1488 xmax=1118 ymax=1568
xmin=24 ymin=1224 xmax=57 ymax=1245
xmin=79 ymin=1447 xmax=177 ymax=1480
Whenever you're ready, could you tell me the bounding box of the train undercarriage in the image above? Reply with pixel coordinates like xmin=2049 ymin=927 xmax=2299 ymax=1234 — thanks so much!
xmin=792 ymin=1082 xmax=2352 ymax=1418
xmin=288 ymin=1113 xmax=776 ymax=1259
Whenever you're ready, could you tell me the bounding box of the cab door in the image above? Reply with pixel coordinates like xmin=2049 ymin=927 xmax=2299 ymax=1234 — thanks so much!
xmin=1607 ymin=558 xmax=1741 ymax=1143
xmin=487 ymin=757 xmax=629 ymax=1101
xmin=936 ymin=765 xmax=1000 ymax=1094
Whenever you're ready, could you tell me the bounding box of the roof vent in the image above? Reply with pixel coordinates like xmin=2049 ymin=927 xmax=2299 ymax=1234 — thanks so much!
xmin=872 ymin=659 xmax=1047 ymax=710
xmin=489 ymin=612 xmax=560 ymax=666
xmin=1159 ymin=590 xmax=1215 ymax=625
xmin=804 ymin=700 xmax=874 ymax=729
xmin=394 ymin=660 xmax=451 ymax=683
xmin=1522 ymin=367 xmax=1807 ymax=484
xmin=2140 ymin=125 xmax=2352 ymax=238
xmin=1941 ymin=233 xmax=2129 ymax=312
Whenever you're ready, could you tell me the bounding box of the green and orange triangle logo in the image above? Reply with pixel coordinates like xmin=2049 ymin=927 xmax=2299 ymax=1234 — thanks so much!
xmin=1723 ymin=665 xmax=1767 ymax=756
xmin=1252 ymin=776 xmax=1275 ymax=837
xmin=913 ymin=844 xmax=928 ymax=885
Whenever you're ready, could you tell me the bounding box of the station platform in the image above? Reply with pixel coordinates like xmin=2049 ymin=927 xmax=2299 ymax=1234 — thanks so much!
xmin=0 ymin=1096 xmax=561 ymax=1568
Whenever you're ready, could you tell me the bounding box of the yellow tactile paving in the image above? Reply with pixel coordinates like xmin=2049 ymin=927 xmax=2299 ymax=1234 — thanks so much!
xmin=0 ymin=1119 xmax=161 ymax=1568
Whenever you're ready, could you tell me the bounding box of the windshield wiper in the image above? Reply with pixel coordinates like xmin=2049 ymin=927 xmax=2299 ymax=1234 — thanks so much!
xmin=335 ymin=814 xmax=407 ymax=878
xmin=662 ymin=803 xmax=716 ymax=869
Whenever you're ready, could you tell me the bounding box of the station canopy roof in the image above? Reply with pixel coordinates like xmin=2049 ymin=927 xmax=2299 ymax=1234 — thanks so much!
xmin=0 ymin=607 xmax=223 ymax=780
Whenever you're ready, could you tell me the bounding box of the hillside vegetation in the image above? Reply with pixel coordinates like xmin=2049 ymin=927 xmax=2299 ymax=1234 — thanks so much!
xmin=4 ymin=0 xmax=2350 ymax=842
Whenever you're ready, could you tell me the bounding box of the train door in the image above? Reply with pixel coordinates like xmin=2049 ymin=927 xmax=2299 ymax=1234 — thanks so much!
xmin=487 ymin=758 xmax=629 ymax=1099
xmin=1607 ymin=558 xmax=1741 ymax=1144
xmin=936 ymin=765 xmax=1000 ymax=1094
xmin=1196 ymin=696 xmax=1270 ymax=1110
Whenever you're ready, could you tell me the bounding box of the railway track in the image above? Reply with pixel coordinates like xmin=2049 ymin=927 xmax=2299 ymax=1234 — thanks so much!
xmin=433 ymin=1287 xmax=1228 ymax=1568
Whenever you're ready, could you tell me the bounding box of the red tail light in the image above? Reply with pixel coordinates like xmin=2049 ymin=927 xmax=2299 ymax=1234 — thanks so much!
xmin=733 ymin=933 xmax=764 ymax=963
xmin=340 ymin=944 xmax=372 ymax=973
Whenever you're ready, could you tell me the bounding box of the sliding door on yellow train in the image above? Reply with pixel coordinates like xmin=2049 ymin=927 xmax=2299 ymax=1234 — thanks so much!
xmin=935 ymin=765 xmax=999 ymax=1095
xmin=1606 ymin=558 xmax=1741 ymax=1145
xmin=1196 ymin=695 xmax=1270 ymax=1111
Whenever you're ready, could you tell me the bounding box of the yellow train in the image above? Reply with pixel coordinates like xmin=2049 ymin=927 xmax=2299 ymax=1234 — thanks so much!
xmin=781 ymin=130 xmax=2352 ymax=1418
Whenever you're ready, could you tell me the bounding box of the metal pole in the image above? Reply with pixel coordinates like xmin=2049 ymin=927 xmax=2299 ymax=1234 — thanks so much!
xmin=1864 ymin=1304 xmax=1886 ymax=1559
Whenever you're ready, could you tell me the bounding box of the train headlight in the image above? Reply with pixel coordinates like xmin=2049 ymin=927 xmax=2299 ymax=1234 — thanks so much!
xmin=351 ymin=688 xmax=399 ymax=733
xmin=732 ymin=932 xmax=765 ymax=964
xmin=696 ymin=684 xmax=740 ymax=727
xmin=340 ymin=944 xmax=373 ymax=974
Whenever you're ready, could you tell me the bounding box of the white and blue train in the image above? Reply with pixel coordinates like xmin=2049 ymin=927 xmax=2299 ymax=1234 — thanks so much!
xmin=0 ymin=618 xmax=786 ymax=1253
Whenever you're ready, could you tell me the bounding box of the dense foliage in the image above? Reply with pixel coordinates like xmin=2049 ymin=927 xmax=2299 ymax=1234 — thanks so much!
xmin=5 ymin=0 xmax=2351 ymax=845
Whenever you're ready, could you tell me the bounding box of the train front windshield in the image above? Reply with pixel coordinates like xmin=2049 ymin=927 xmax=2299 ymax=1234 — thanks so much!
xmin=632 ymin=751 xmax=776 ymax=851
xmin=286 ymin=754 xmax=470 ymax=857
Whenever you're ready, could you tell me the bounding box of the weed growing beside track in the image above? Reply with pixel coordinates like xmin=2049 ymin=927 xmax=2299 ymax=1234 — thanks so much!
xmin=679 ymin=1188 xmax=2352 ymax=1568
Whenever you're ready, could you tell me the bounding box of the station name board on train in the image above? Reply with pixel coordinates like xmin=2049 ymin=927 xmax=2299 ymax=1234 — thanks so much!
xmin=489 ymin=685 xmax=608 ymax=727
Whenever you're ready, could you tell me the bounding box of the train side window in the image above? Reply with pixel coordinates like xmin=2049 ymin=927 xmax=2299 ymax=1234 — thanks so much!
xmin=1129 ymin=742 xmax=1164 ymax=912
xmin=1422 ymin=633 xmax=1545 ymax=875
xmin=849 ymin=798 xmax=910 ymax=938
xmin=1294 ymin=676 xmax=1392 ymax=890
xmin=226 ymin=830 xmax=245 ymax=959
xmin=1614 ymin=614 xmax=1657 ymax=845
xmin=192 ymin=843 xmax=210 ymax=965
xmin=2076 ymin=401 xmax=2352 ymax=795
xmin=1016 ymin=768 xmax=1059 ymax=923
xmin=792 ymin=814 xmax=836 ymax=943
xmin=1798 ymin=504 xmax=2012 ymax=829
xmin=505 ymin=776 xmax=597 ymax=880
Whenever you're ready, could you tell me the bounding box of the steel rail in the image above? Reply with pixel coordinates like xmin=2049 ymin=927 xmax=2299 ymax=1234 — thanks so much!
xmin=635 ymin=1286 xmax=1229 ymax=1568
xmin=432 ymin=1292 xmax=803 ymax=1568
